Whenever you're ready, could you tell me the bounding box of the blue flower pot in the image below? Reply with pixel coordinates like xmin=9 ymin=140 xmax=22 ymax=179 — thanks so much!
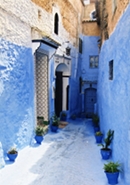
xmin=35 ymin=135 xmax=43 ymax=144
xmin=94 ymin=126 xmax=100 ymax=133
xmin=7 ymin=153 xmax=18 ymax=161
xmin=100 ymin=149 xmax=111 ymax=160
xmin=95 ymin=135 xmax=103 ymax=143
xmin=60 ymin=117 xmax=66 ymax=121
xmin=105 ymin=171 xmax=119 ymax=184
xmin=51 ymin=125 xmax=58 ymax=132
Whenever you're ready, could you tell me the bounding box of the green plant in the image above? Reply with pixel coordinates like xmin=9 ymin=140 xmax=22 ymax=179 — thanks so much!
xmin=95 ymin=131 xmax=103 ymax=136
xmin=99 ymin=129 xmax=114 ymax=150
xmin=35 ymin=125 xmax=44 ymax=136
xmin=92 ymin=114 xmax=99 ymax=127
xmin=44 ymin=120 xmax=49 ymax=125
xmin=52 ymin=113 xmax=59 ymax=126
xmin=104 ymin=161 xmax=121 ymax=173
xmin=8 ymin=148 xmax=18 ymax=154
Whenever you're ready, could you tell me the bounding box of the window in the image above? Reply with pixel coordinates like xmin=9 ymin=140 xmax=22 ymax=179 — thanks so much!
xmin=109 ymin=60 xmax=113 ymax=80
xmin=54 ymin=13 xmax=59 ymax=35
xmin=90 ymin=10 xmax=96 ymax=20
xmin=79 ymin=38 xmax=83 ymax=54
xmin=89 ymin=56 xmax=99 ymax=68
xmin=112 ymin=0 xmax=117 ymax=13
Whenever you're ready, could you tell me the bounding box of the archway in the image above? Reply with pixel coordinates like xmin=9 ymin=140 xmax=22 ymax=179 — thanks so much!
xmin=55 ymin=63 xmax=69 ymax=117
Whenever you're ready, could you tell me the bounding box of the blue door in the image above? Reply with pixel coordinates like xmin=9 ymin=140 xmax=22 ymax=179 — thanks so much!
xmin=85 ymin=88 xmax=97 ymax=118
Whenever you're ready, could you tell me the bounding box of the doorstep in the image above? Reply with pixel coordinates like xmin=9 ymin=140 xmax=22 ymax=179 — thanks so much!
xmin=58 ymin=121 xmax=68 ymax=128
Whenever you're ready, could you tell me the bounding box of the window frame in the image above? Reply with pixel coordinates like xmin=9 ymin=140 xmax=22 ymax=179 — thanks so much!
xmin=89 ymin=55 xmax=99 ymax=69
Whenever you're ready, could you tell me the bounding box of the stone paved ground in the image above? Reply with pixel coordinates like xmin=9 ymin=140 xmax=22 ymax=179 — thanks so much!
xmin=0 ymin=119 xmax=124 ymax=185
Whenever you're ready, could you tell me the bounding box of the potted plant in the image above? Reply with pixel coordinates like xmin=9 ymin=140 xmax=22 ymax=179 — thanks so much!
xmin=7 ymin=148 xmax=18 ymax=161
xmin=60 ymin=112 xmax=67 ymax=121
xmin=99 ymin=129 xmax=114 ymax=160
xmin=95 ymin=131 xmax=103 ymax=143
xmin=34 ymin=125 xmax=44 ymax=144
xmin=51 ymin=113 xmax=59 ymax=132
xmin=92 ymin=114 xmax=100 ymax=132
xmin=103 ymin=161 xmax=121 ymax=184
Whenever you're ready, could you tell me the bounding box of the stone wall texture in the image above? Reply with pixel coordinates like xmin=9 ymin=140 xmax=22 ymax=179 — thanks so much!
xmin=106 ymin=0 xmax=129 ymax=35
xmin=82 ymin=3 xmax=100 ymax=36
xmin=31 ymin=0 xmax=83 ymax=40
xmin=82 ymin=22 xmax=100 ymax=36
xmin=83 ymin=3 xmax=95 ymax=20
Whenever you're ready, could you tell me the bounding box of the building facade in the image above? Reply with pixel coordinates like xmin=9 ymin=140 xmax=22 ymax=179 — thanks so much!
xmin=97 ymin=0 xmax=130 ymax=184
xmin=0 ymin=0 xmax=100 ymax=167
xmin=1 ymin=1 xmax=130 ymax=183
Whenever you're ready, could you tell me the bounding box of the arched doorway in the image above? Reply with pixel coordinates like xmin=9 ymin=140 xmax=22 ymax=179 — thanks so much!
xmin=84 ymin=88 xmax=97 ymax=118
xmin=55 ymin=63 xmax=69 ymax=117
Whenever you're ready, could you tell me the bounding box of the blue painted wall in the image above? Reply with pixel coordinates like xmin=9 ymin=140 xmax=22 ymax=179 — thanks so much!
xmin=82 ymin=36 xmax=99 ymax=81
xmin=80 ymin=36 xmax=99 ymax=114
xmin=68 ymin=36 xmax=99 ymax=117
xmin=69 ymin=47 xmax=82 ymax=117
xmin=98 ymin=5 xmax=130 ymax=184
xmin=0 ymin=38 xmax=35 ymax=155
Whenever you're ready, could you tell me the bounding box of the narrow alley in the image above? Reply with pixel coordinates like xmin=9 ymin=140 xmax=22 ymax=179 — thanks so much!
xmin=0 ymin=119 xmax=124 ymax=185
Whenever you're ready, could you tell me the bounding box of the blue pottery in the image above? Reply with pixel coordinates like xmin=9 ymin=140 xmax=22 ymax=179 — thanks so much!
xmin=51 ymin=125 xmax=58 ymax=132
xmin=101 ymin=149 xmax=111 ymax=160
xmin=7 ymin=153 xmax=18 ymax=161
xmin=95 ymin=135 xmax=103 ymax=143
xmin=105 ymin=171 xmax=119 ymax=184
xmin=35 ymin=135 xmax=43 ymax=144
xmin=94 ymin=126 xmax=100 ymax=133
xmin=60 ymin=117 xmax=66 ymax=121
